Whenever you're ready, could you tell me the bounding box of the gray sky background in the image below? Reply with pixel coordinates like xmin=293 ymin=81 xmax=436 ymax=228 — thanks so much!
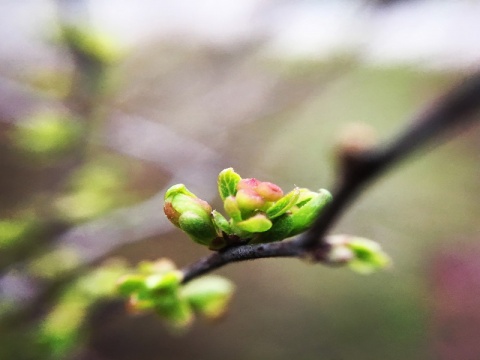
xmin=2 ymin=0 xmax=480 ymax=70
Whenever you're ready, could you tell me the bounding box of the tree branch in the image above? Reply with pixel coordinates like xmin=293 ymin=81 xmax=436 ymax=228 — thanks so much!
xmin=182 ymin=240 xmax=305 ymax=282
xmin=181 ymin=72 xmax=480 ymax=283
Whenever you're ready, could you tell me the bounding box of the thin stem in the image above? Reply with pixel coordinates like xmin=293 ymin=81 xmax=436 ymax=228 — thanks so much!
xmin=182 ymin=240 xmax=305 ymax=283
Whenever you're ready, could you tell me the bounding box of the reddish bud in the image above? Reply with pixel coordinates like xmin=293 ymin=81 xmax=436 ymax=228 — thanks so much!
xmin=237 ymin=178 xmax=261 ymax=191
xmin=237 ymin=178 xmax=283 ymax=202
xmin=235 ymin=188 xmax=265 ymax=212
xmin=256 ymin=182 xmax=283 ymax=201
xmin=164 ymin=202 xmax=181 ymax=226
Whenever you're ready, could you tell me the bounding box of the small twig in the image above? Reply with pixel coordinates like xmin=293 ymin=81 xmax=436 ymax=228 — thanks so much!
xmin=182 ymin=240 xmax=305 ymax=282
xmin=181 ymin=72 xmax=480 ymax=283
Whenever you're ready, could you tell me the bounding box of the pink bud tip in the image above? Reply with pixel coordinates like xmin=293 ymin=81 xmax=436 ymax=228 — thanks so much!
xmin=256 ymin=182 xmax=283 ymax=201
xmin=237 ymin=178 xmax=261 ymax=191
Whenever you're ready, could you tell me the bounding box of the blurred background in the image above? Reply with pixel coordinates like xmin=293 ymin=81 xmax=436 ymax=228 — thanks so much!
xmin=1 ymin=0 xmax=480 ymax=359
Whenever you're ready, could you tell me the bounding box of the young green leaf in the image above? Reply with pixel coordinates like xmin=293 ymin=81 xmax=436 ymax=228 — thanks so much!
xmin=164 ymin=184 xmax=196 ymax=202
xmin=253 ymin=213 xmax=294 ymax=243
xmin=265 ymin=188 xmax=300 ymax=219
xmin=217 ymin=168 xmax=242 ymax=201
xmin=235 ymin=214 xmax=272 ymax=233
xmin=212 ymin=210 xmax=232 ymax=234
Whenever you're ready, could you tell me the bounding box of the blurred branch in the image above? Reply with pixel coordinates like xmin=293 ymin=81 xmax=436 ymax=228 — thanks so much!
xmin=182 ymin=72 xmax=480 ymax=283
xmin=0 ymin=114 xmax=228 ymax=324
xmin=0 ymin=137 xmax=226 ymax=326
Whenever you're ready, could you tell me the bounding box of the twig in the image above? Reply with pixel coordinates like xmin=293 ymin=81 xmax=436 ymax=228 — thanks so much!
xmin=181 ymin=72 xmax=480 ymax=283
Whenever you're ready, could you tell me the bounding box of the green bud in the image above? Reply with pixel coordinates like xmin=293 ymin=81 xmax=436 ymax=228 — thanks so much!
xmin=223 ymin=196 xmax=242 ymax=222
xmin=178 ymin=211 xmax=218 ymax=246
xmin=217 ymin=168 xmax=241 ymax=201
xmin=347 ymin=237 xmax=391 ymax=274
xmin=164 ymin=184 xmax=218 ymax=246
xmin=182 ymin=275 xmax=235 ymax=320
xmin=165 ymin=184 xmax=198 ymax=204
xmin=235 ymin=214 xmax=272 ymax=233
xmin=253 ymin=213 xmax=294 ymax=243
xmin=164 ymin=187 xmax=212 ymax=226
xmin=289 ymin=189 xmax=332 ymax=236
xmin=326 ymin=235 xmax=391 ymax=274
xmin=235 ymin=188 xmax=266 ymax=214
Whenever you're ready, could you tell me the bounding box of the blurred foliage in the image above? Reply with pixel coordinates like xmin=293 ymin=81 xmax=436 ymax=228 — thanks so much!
xmin=55 ymin=159 xmax=133 ymax=222
xmin=28 ymin=247 xmax=81 ymax=280
xmin=0 ymin=217 xmax=37 ymax=250
xmin=37 ymin=260 xmax=128 ymax=359
xmin=117 ymin=259 xmax=235 ymax=332
xmin=11 ymin=111 xmax=83 ymax=160
xmin=58 ymin=25 xmax=122 ymax=65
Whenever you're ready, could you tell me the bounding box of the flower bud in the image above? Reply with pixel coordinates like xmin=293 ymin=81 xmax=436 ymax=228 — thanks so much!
xmin=236 ymin=178 xmax=261 ymax=191
xmin=178 ymin=211 xmax=219 ymax=246
xmin=237 ymin=178 xmax=283 ymax=202
xmin=164 ymin=184 xmax=218 ymax=246
xmin=256 ymin=181 xmax=283 ymax=202
xmin=326 ymin=235 xmax=391 ymax=274
xmin=235 ymin=188 xmax=266 ymax=213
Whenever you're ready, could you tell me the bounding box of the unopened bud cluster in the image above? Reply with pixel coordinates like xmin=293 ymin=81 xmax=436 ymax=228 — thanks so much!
xmin=325 ymin=235 xmax=391 ymax=274
xmin=164 ymin=168 xmax=333 ymax=249
xmin=117 ymin=258 xmax=234 ymax=331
